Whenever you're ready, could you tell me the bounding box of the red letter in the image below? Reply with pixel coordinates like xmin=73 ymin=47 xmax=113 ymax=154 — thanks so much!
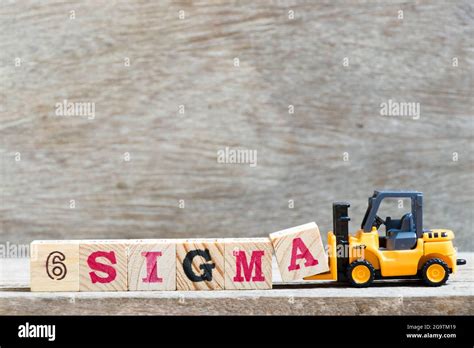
xmin=287 ymin=237 xmax=318 ymax=271
xmin=142 ymin=251 xmax=163 ymax=283
xmin=233 ymin=250 xmax=265 ymax=282
xmin=87 ymin=251 xmax=117 ymax=284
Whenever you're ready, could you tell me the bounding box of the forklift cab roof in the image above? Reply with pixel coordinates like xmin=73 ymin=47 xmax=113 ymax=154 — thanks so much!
xmin=361 ymin=190 xmax=423 ymax=238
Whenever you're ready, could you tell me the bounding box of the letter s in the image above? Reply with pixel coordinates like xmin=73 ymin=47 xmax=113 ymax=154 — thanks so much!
xmin=87 ymin=251 xmax=117 ymax=284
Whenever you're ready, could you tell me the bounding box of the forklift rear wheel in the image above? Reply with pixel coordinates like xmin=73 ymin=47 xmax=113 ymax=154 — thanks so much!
xmin=421 ymin=258 xmax=449 ymax=286
xmin=347 ymin=260 xmax=375 ymax=288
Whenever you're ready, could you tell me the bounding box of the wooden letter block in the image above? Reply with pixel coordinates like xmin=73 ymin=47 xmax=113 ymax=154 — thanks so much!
xmin=30 ymin=241 xmax=79 ymax=292
xmin=128 ymin=240 xmax=176 ymax=291
xmin=79 ymin=241 xmax=128 ymax=291
xmin=176 ymin=239 xmax=224 ymax=290
xmin=269 ymin=222 xmax=329 ymax=281
xmin=224 ymin=238 xmax=272 ymax=290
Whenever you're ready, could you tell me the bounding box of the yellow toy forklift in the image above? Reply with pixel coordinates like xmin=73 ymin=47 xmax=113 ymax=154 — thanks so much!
xmin=305 ymin=191 xmax=466 ymax=287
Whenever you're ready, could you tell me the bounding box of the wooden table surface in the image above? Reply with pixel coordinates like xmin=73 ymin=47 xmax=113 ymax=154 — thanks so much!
xmin=1 ymin=253 xmax=472 ymax=315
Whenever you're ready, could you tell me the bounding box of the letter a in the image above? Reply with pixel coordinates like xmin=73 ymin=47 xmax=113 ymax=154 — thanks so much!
xmin=287 ymin=237 xmax=318 ymax=271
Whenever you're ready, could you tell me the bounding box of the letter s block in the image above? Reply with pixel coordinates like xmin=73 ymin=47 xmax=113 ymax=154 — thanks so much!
xmin=79 ymin=241 xmax=128 ymax=291
xmin=128 ymin=240 xmax=176 ymax=291
xmin=30 ymin=241 xmax=80 ymax=292
xmin=224 ymin=238 xmax=272 ymax=290
xmin=176 ymin=239 xmax=224 ymax=291
xmin=269 ymin=222 xmax=329 ymax=281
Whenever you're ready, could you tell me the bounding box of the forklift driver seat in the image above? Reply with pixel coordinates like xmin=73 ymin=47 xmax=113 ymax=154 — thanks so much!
xmin=386 ymin=213 xmax=417 ymax=250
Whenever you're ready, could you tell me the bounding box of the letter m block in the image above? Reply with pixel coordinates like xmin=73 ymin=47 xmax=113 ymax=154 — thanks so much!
xmin=224 ymin=238 xmax=272 ymax=290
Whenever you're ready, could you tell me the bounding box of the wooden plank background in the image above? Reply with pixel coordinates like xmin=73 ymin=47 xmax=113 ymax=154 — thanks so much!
xmin=0 ymin=1 xmax=472 ymax=249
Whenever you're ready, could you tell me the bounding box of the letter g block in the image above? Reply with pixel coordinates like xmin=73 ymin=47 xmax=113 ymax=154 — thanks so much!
xmin=176 ymin=239 xmax=224 ymax=291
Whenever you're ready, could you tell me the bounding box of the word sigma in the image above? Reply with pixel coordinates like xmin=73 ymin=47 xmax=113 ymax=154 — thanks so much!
xmin=30 ymin=223 xmax=328 ymax=291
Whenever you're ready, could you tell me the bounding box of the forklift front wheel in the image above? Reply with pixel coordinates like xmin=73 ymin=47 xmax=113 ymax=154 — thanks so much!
xmin=421 ymin=258 xmax=449 ymax=287
xmin=347 ymin=260 xmax=375 ymax=288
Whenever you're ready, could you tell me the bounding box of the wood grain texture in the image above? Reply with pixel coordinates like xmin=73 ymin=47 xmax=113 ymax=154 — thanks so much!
xmin=128 ymin=240 xmax=176 ymax=291
xmin=79 ymin=241 xmax=128 ymax=291
xmin=176 ymin=239 xmax=224 ymax=290
xmin=224 ymin=238 xmax=272 ymax=290
xmin=30 ymin=240 xmax=79 ymax=292
xmin=0 ymin=1 xmax=472 ymax=250
xmin=270 ymin=222 xmax=329 ymax=281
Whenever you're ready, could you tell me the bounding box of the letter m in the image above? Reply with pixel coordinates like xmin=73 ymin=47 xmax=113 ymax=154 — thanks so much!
xmin=233 ymin=250 xmax=265 ymax=282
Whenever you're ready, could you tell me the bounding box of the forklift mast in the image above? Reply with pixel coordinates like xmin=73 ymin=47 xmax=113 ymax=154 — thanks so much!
xmin=333 ymin=202 xmax=350 ymax=282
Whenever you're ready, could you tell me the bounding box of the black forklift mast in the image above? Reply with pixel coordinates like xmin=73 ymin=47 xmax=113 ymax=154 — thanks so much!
xmin=333 ymin=202 xmax=350 ymax=282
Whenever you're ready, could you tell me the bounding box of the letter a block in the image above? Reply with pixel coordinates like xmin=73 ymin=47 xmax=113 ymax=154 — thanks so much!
xmin=224 ymin=238 xmax=272 ymax=290
xmin=176 ymin=239 xmax=224 ymax=290
xmin=30 ymin=241 xmax=80 ymax=292
xmin=79 ymin=241 xmax=128 ymax=291
xmin=269 ymin=222 xmax=329 ymax=281
xmin=128 ymin=240 xmax=176 ymax=291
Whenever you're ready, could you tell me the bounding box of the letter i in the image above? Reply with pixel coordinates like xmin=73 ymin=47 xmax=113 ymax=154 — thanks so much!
xmin=142 ymin=251 xmax=163 ymax=283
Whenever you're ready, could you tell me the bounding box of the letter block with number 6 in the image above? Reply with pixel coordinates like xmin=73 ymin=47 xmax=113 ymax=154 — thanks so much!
xmin=79 ymin=241 xmax=128 ymax=291
xmin=30 ymin=241 xmax=80 ymax=292
xmin=269 ymin=222 xmax=329 ymax=281
xmin=224 ymin=238 xmax=272 ymax=290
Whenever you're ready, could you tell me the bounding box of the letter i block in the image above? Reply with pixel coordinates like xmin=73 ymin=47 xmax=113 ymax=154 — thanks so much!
xmin=128 ymin=240 xmax=176 ymax=291
xmin=79 ymin=241 xmax=128 ymax=291
xmin=176 ymin=239 xmax=224 ymax=291
xmin=224 ymin=238 xmax=272 ymax=290
xmin=269 ymin=222 xmax=329 ymax=281
xmin=30 ymin=241 xmax=80 ymax=292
